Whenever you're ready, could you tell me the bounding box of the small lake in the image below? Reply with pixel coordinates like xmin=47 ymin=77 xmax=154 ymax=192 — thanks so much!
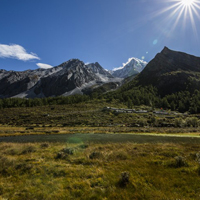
xmin=0 ymin=133 xmax=200 ymax=144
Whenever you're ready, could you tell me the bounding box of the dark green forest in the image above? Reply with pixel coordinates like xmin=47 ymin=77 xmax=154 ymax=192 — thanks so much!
xmin=0 ymin=95 xmax=90 ymax=108
xmin=104 ymin=84 xmax=200 ymax=114
xmin=1 ymin=82 xmax=200 ymax=114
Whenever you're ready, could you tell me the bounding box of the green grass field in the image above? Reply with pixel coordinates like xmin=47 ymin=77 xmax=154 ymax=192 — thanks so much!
xmin=0 ymin=100 xmax=200 ymax=137
xmin=1 ymin=141 xmax=200 ymax=199
xmin=1 ymin=101 xmax=200 ymax=199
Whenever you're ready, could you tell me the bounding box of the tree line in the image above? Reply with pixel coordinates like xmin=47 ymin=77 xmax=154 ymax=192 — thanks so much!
xmin=1 ymin=84 xmax=200 ymax=114
xmin=0 ymin=95 xmax=90 ymax=109
xmin=103 ymin=84 xmax=200 ymax=114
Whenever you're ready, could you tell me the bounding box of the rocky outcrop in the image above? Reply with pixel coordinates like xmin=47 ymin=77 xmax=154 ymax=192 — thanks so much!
xmin=0 ymin=70 xmax=43 ymax=98
xmin=86 ymin=62 xmax=113 ymax=79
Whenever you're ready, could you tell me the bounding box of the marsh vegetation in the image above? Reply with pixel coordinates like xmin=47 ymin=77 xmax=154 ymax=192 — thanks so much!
xmin=1 ymin=142 xmax=200 ymax=199
xmin=1 ymin=100 xmax=200 ymax=199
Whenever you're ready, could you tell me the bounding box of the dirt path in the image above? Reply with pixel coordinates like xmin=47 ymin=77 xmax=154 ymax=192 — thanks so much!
xmin=1 ymin=133 xmax=200 ymax=144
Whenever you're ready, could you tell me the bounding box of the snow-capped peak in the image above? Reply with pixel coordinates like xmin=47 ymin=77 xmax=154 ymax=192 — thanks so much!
xmin=113 ymin=57 xmax=147 ymax=71
xmin=111 ymin=57 xmax=148 ymax=78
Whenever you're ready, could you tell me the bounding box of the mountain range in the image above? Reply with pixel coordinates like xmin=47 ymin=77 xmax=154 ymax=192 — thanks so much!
xmin=0 ymin=57 xmax=146 ymax=98
xmin=1 ymin=47 xmax=200 ymax=99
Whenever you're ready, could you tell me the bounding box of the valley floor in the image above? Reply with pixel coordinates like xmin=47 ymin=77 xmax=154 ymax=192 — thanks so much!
xmin=1 ymin=101 xmax=200 ymax=199
xmin=1 ymin=140 xmax=200 ymax=199
xmin=1 ymin=100 xmax=200 ymax=137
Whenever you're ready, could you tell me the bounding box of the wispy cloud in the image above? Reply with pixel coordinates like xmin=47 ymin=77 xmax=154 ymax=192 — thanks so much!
xmin=0 ymin=44 xmax=40 ymax=61
xmin=36 ymin=63 xmax=53 ymax=69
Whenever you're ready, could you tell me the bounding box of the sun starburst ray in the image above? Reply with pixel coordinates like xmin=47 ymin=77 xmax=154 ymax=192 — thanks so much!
xmin=169 ymin=4 xmax=184 ymax=18
xmin=171 ymin=6 xmax=186 ymax=31
xmin=152 ymin=2 xmax=182 ymax=18
xmin=188 ymin=5 xmax=198 ymax=37
xmin=192 ymin=6 xmax=200 ymax=19
xmin=153 ymin=0 xmax=200 ymax=40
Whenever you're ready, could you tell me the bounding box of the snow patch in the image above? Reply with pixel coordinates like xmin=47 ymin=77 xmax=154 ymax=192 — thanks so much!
xmin=113 ymin=57 xmax=147 ymax=71
xmin=68 ymin=73 xmax=73 ymax=79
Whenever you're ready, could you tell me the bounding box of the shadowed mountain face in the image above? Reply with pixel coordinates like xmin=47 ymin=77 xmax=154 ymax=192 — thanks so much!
xmin=0 ymin=59 xmax=100 ymax=98
xmin=0 ymin=69 xmax=45 ymax=98
xmin=137 ymin=47 xmax=200 ymax=96
xmin=0 ymin=59 xmax=121 ymax=98
xmin=86 ymin=62 xmax=113 ymax=79
xmin=33 ymin=59 xmax=100 ymax=97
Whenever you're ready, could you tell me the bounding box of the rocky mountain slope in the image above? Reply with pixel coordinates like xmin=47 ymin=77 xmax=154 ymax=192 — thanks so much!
xmin=86 ymin=62 xmax=113 ymax=80
xmin=5 ymin=47 xmax=199 ymax=99
xmin=111 ymin=57 xmax=147 ymax=78
xmin=136 ymin=47 xmax=200 ymax=96
xmin=0 ymin=59 xmax=122 ymax=98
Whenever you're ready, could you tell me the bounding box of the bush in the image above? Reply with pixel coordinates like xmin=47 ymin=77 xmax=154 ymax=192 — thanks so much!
xmin=21 ymin=145 xmax=36 ymax=154
xmin=89 ymin=152 xmax=102 ymax=159
xmin=137 ymin=119 xmax=148 ymax=127
xmin=40 ymin=143 xmax=50 ymax=148
xmin=174 ymin=118 xmax=185 ymax=127
xmin=62 ymin=148 xmax=74 ymax=155
xmin=196 ymin=152 xmax=200 ymax=163
xmin=55 ymin=147 xmax=75 ymax=159
xmin=108 ymin=150 xmax=129 ymax=161
xmin=186 ymin=117 xmax=199 ymax=127
xmin=0 ymin=156 xmax=17 ymax=175
xmin=55 ymin=152 xmax=67 ymax=159
xmin=119 ymin=171 xmax=130 ymax=187
xmin=173 ymin=156 xmax=188 ymax=168
xmin=197 ymin=164 xmax=200 ymax=176
xmin=79 ymin=144 xmax=88 ymax=149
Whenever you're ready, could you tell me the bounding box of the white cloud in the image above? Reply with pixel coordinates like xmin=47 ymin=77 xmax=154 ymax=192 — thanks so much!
xmin=36 ymin=63 xmax=53 ymax=69
xmin=0 ymin=44 xmax=40 ymax=61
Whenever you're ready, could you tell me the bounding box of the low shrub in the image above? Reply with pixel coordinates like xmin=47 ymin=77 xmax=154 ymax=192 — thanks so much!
xmin=62 ymin=148 xmax=75 ymax=155
xmin=196 ymin=152 xmax=200 ymax=163
xmin=186 ymin=117 xmax=199 ymax=127
xmin=79 ymin=144 xmax=88 ymax=149
xmin=55 ymin=151 xmax=67 ymax=159
xmin=55 ymin=147 xmax=76 ymax=159
xmin=40 ymin=143 xmax=50 ymax=148
xmin=21 ymin=145 xmax=36 ymax=154
xmin=119 ymin=171 xmax=130 ymax=187
xmin=89 ymin=151 xmax=102 ymax=159
xmin=197 ymin=164 xmax=200 ymax=176
xmin=170 ymin=156 xmax=188 ymax=168
xmin=108 ymin=150 xmax=129 ymax=161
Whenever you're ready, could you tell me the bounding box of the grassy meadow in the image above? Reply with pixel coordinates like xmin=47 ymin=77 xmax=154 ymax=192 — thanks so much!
xmin=1 ymin=141 xmax=200 ymax=199
xmin=1 ymin=99 xmax=200 ymax=136
xmin=1 ymin=100 xmax=200 ymax=199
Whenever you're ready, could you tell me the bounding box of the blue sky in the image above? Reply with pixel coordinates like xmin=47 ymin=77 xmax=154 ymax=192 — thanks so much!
xmin=0 ymin=0 xmax=200 ymax=71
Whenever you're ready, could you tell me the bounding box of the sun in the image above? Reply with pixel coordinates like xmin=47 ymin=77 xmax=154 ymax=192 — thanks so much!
xmin=180 ymin=0 xmax=195 ymax=6
xmin=152 ymin=0 xmax=200 ymax=37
